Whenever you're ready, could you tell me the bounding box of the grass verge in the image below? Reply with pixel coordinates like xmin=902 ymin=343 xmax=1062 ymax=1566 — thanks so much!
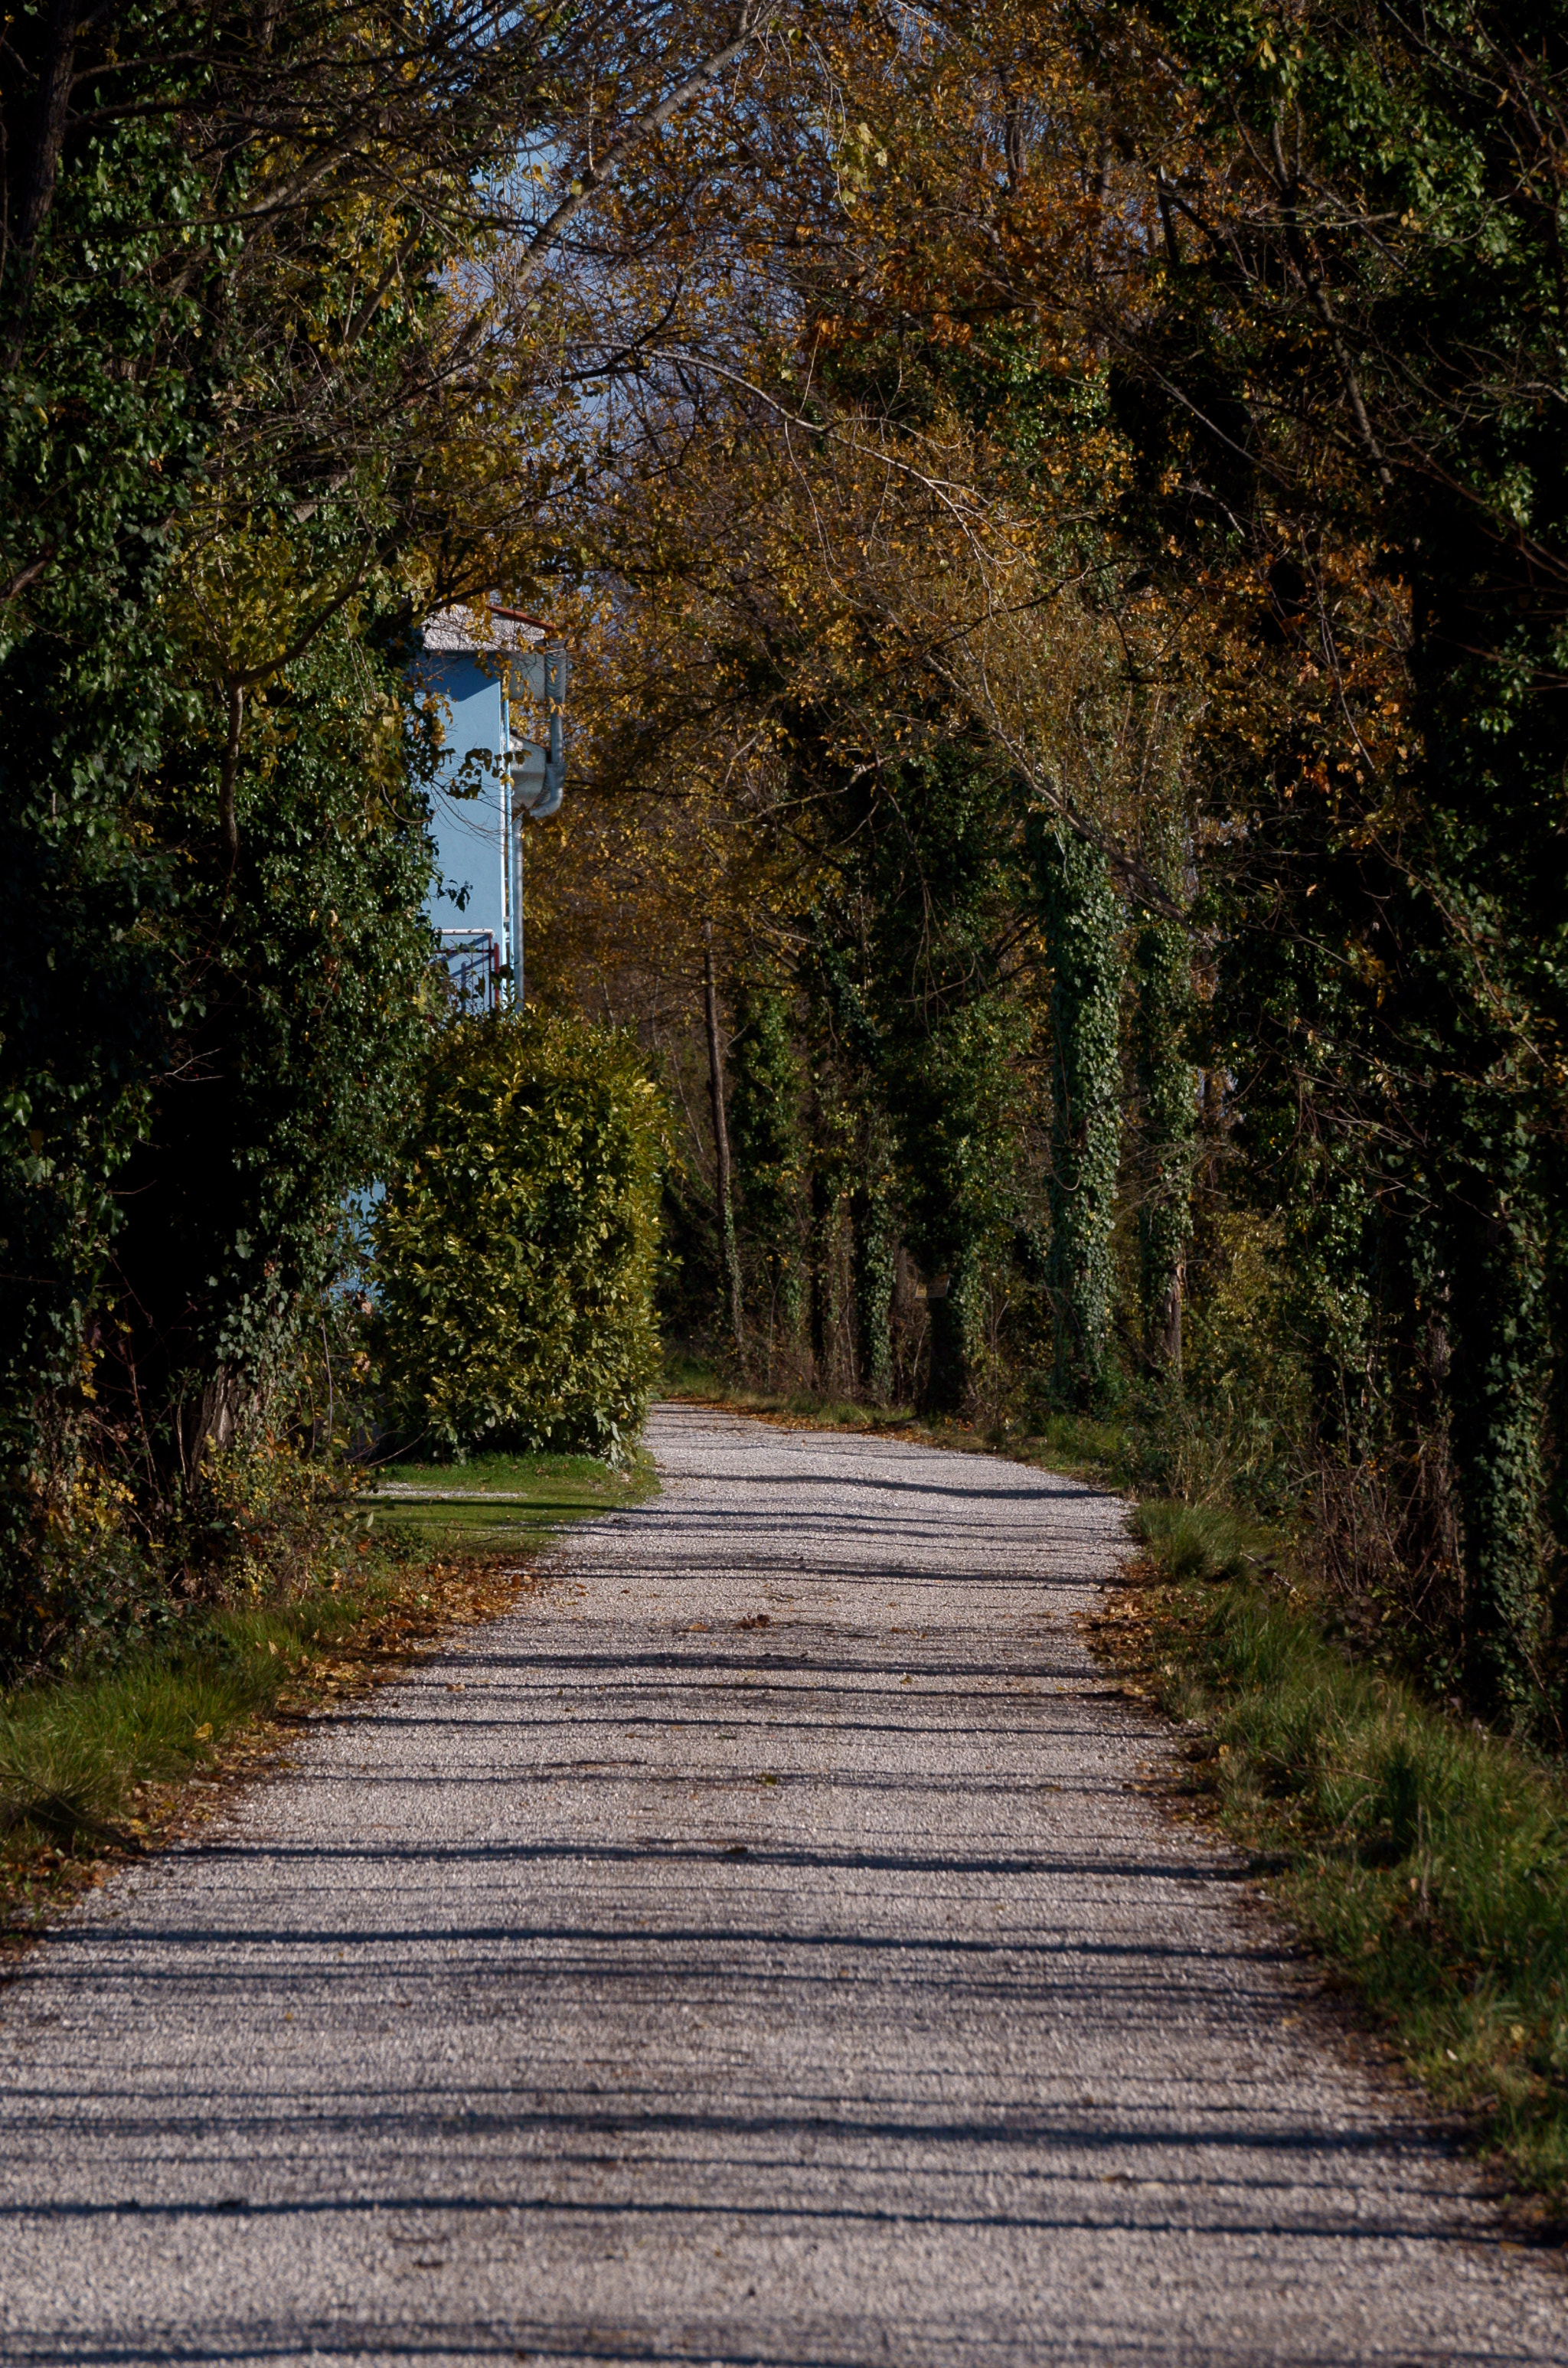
xmin=1093 ymin=1503 xmax=1568 ymax=2220
xmin=366 ymin=1445 xmax=656 ymax=1553
xmin=2 ymin=1447 xmax=648 ymax=1949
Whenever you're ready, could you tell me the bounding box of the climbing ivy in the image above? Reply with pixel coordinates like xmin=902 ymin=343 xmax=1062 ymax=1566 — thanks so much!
xmin=850 ymin=1106 xmax=898 ymax=1403
xmin=728 ymin=979 xmax=805 ymax=1368
xmin=1132 ymin=906 xmax=1196 ymax=1374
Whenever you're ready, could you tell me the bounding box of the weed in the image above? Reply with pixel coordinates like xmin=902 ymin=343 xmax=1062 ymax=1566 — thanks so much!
xmin=0 ymin=1572 xmax=401 ymax=1883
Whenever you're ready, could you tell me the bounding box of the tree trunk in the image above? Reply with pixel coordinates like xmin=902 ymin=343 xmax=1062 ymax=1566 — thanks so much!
xmin=1134 ymin=910 xmax=1194 ymax=1379
xmin=923 ymin=1287 xmax=966 ymax=1416
xmin=1031 ymin=818 xmax=1125 ymax=1409
xmin=702 ymin=923 xmax=745 ymax=1364
xmin=6 ymin=0 xmax=80 ymax=358
xmin=851 ymin=1109 xmax=895 ymax=1404
xmin=808 ymin=1160 xmax=832 ymax=1386
xmin=1445 ymin=1128 xmax=1550 ymax=1723
xmin=727 ymin=978 xmax=803 ymax=1377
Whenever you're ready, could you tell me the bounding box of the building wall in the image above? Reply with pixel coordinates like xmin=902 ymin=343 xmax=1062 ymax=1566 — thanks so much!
xmin=419 ymin=648 xmax=511 ymax=1002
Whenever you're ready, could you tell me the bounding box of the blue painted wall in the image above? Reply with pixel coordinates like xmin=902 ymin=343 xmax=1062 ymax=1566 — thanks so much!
xmin=422 ymin=648 xmax=509 ymax=963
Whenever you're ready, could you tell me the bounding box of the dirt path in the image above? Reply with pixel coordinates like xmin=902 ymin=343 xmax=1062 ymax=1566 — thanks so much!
xmin=1 ymin=1404 xmax=1560 ymax=2363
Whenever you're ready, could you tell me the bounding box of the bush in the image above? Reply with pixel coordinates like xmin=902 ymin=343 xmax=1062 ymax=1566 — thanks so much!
xmin=371 ymin=1009 xmax=666 ymax=1458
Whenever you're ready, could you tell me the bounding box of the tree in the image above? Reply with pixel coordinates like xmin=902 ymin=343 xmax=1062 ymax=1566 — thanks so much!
xmin=1031 ymin=820 xmax=1125 ymax=1408
xmin=1107 ymin=0 xmax=1568 ymax=1719
xmin=728 ymin=978 xmax=805 ymax=1374
xmin=0 ymin=0 xmax=789 ymax=1648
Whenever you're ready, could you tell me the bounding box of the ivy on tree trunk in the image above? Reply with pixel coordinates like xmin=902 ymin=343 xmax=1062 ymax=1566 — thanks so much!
xmin=701 ymin=923 xmax=745 ymax=1365
xmin=1134 ymin=909 xmax=1194 ymax=1377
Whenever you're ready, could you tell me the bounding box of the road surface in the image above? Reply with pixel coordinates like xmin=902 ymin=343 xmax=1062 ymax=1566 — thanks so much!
xmin=2 ymin=1404 xmax=1560 ymax=2363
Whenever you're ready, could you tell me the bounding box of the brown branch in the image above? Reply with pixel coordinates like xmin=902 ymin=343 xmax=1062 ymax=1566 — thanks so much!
xmin=510 ymin=3 xmax=779 ymax=299
xmin=1269 ymin=115 xmax=1393 ymax=494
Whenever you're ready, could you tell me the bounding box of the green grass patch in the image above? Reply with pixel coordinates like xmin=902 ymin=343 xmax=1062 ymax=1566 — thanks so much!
xmin=1132 ymin=1498 xmax=1282 ymax=1583
xmin=367 ymin=1445 xmax=656 ymax=1555
xmin=1 ymin=1569 xmax=402 ymax=1876
xmin=1012 ymin=1407 xmax=1130 ymax=1484
xmin=1113 ymin=1504 xmax=1568 ymax=2211
xmin=3 ymin=1444 xmax=655 ymax=1935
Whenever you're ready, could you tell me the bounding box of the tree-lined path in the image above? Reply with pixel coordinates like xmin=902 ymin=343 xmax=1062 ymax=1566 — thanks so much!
xmin=2 ymin=1406 xmax=1560 ymax=2364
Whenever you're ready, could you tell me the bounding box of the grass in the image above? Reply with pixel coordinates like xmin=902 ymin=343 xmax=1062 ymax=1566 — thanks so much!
xmin=1097 ymin=1501 xmax=1568 ymax=2216
xmin=367 ymin=1445 xmax=656 ymax=1554
xmin=3 ymin=1577 xmax=394 ymax=1850
xmin=2 ymin=1444 xmax=652 ymax=1942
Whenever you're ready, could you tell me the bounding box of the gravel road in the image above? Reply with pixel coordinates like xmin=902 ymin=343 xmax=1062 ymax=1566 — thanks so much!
xmin=2 ymin=1403 xmax=1562 ymax=2365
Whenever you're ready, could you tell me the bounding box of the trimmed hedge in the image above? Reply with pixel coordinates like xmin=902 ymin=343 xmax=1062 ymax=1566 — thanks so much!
xmin=371 ymin=1010 xmax=665 ymax=1457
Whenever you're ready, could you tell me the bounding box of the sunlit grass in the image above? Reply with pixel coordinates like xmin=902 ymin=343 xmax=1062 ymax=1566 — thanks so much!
xmin=366 ymin=1445 xmax=656 ymax=1553
xmin=2 ymin=1445 xmax=657 ymax=1925
xmin=0 ymin=1576 xmax=398 ymax=1863
xmin=1118 ymin=1504 xmax=1568 ymax=2210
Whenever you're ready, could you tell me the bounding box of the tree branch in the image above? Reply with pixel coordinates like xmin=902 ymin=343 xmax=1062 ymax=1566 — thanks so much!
xmin=510 ymin=3 xmax=779 ymax=299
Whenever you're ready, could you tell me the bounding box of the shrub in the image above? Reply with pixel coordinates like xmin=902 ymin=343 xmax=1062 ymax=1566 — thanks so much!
xmin=371 ymin=1010 xmax=666 ymax=1458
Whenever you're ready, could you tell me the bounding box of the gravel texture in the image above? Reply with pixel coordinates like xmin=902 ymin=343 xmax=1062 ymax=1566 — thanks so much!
xmin=1 ymin=1403 xmax=1562 ymax=2365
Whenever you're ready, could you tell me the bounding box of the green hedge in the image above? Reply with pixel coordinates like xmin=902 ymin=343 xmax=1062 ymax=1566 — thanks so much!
xmin=371 ymin=1010 xmax=665 ymax=1458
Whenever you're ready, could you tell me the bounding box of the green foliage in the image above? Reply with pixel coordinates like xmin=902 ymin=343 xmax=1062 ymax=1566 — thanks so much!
xmin=851 ymin=747 xmax=1037 ymax=1413
xmin=8 ymin=1404 xmax=374 ymax=1687
xmin=1 ymin=14 xmax=448 ymax=1648
xmin=728 ymin=979 xmax=805 ymax=1351
xmin=1142 ymin=1211 xmax=1311 ymax=1512
xmin=109 ymin=621 xmax=436 ymax=1393
xmin=1132 ymin=910 xmax=1195 ymax=1367
xmin=850 ymin=1109 xmax=898 ymax=1403
xmin=0 ymin=106 xmax=212 ymax=1519
xmin=1122 ymin=0 xmax=1568 ymax=1724
xmin=371 ymin=1010 xmax=666 ymax=1459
